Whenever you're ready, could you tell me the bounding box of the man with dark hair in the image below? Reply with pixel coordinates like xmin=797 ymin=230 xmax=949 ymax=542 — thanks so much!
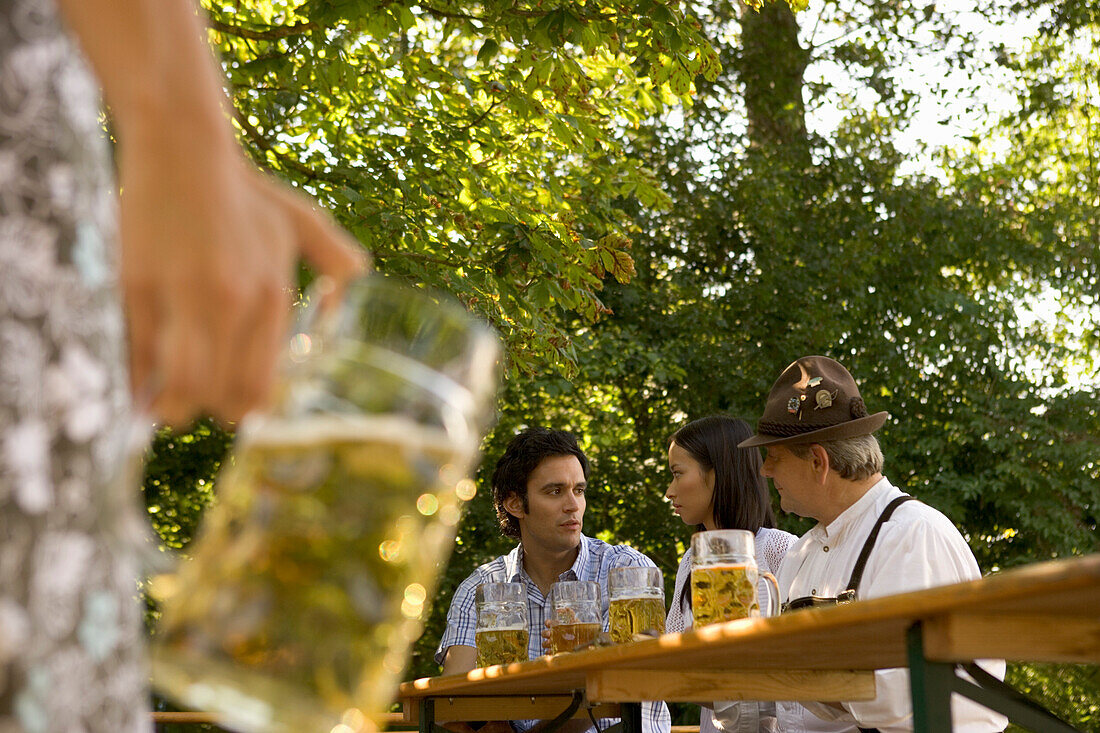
xmin=489 ymin=426 xmax=591 ymax=542
xmin=740 ymin=356 xmax=1007 ymax=733
xmin=436 ymin=427 xmax=670 ymax=733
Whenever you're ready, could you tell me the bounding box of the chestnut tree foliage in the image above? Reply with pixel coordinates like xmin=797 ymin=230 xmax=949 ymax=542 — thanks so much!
xmin=206 ymin=0 xmax=720 ymax=374
xmin=143 ymin=0 xmax=1097 ymax=726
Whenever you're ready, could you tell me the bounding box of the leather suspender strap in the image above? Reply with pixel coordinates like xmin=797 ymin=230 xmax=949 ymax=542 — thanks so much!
xmin=850 ymin=495 xmax=915 ymax=733
xmin=845 ymin=495 xmax=916 ymax=595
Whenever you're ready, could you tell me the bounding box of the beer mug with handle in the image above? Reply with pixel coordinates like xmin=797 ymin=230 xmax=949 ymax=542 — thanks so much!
xmin=475 ymin=582 xmax=530 ymax=667
xmin=608 ymin=566 xmax=665 ymax=643
xmin=548 ymin=580 xmax=602 ymax=654
xmin=151 ymin=277 xmax=500 ymax=733
xmin=690 ymin=529 xmax=780 ymax=626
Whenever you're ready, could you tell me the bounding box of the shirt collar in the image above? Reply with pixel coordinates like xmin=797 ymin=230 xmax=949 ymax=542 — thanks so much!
xmin=819 ymin=476 xmax=894 ymax=539
xmin=504 ymin=543 xmax=526 ymax=582
xmin=507 ymin=534 xmax=591 ymax=583
xmin=561 ymin=534 xmax=591 ymax=581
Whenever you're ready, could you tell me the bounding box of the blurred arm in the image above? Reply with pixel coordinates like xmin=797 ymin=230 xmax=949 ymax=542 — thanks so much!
xmin=55 ymin=0 xmax=365 ymax=425
xmin=55 ymin=0 xmax=237 ymax=154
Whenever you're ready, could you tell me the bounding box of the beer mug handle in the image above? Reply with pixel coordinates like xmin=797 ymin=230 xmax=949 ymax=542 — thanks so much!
xmin=760 ymin=572 xmax=781 ymax=618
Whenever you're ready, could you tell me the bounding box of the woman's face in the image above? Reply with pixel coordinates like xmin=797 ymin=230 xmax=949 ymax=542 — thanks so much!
xmin=666 ymin=441 xmax=716 ymax=529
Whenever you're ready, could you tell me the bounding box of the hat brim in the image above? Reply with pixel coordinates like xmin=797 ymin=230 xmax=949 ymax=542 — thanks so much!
xmin=737 ymin=412 xmax=889 ymax=448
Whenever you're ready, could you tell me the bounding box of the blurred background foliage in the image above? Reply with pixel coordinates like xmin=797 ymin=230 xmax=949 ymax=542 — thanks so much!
xmin=144 ymin=0 xmax=1098 ymax=728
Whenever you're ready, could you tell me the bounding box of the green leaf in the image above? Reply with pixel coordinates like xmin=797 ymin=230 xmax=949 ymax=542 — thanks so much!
xmin=477 ymin=39 xmax=499 ymax=65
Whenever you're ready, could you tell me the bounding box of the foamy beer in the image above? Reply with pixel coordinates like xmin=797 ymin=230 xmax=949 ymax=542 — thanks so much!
xmin=608 ymin=566 xmax=665 ymax=643
xmin=475 ymin=582 xmax=529 ymax=667
xmin=151 ymin=278 xmax=499 ymax=733
xmin=690 ymin=529 xmax=779 ymax=627
xmin=548 ymin=580 xmax=602 ymax=654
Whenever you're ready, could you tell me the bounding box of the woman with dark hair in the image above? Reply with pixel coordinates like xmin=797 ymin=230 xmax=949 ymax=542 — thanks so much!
xmin=664 ymin=415 xmax=797 ymax=733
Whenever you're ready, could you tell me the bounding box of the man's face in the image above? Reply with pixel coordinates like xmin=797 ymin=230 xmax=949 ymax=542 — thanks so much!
xmin=508 ymin=454 xmax=587 ymax=553
xmin=761 ymin=444 xmax=820 ymax=520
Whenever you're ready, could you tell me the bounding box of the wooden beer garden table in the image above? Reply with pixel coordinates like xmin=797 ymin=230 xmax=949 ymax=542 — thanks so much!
xmin=399 ymin=554 xmax=1100 ymax=733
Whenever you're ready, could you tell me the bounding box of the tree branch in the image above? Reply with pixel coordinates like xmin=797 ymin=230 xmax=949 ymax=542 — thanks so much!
xmin=420 ymin=4 xmax=486 ymax=22
xmin=232 ymin=109 xmax=351 ymax=186
xmin=373 ymin=249 xmax=466 ymax=268
xmin=459 ymin=98 xmax=503 ymax=132
xmin=419 ymin=4 xmax=616 ymax=23
xmin=209 ymin=18 xmax=317 ymax=41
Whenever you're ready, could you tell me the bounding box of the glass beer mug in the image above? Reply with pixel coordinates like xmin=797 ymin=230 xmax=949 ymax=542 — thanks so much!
xmin=690 ymin=530 xmax=780 ymax=627
xmin=608 ymin=566 xmax=665 ymax=643
xmin=474 ymin=582 xmax=530 ymax=667
xmin=548 ymin=580 xmax=602 ymax=654
xmin=150 ymin=277 xmax=500 ymax=733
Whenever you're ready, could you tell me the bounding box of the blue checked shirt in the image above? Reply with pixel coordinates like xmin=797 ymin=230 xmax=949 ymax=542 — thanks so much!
xmin=436 ymin=534 xmax=671 ymax=733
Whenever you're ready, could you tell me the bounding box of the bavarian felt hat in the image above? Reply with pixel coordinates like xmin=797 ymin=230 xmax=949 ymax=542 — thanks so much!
xmin=738 ymin=355 xmax=889 ymax=448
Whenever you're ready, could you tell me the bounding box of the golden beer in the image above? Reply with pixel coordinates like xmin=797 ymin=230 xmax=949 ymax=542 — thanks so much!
xmin=153 ymin=415 xmax=471 ymax=733
xmin=691 ymin=564 xmax=759 ymax=627
xmin=549 ymin=622 xmax=602 ymax=654
xmin=475 ymin=627 xmax=529 ymax=667
xmin=609 ymin=596 xmax=666 ymax=643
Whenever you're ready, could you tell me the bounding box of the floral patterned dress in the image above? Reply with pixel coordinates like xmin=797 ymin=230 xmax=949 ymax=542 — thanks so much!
xmin=0 ymin=0 xmax=149 ymax=730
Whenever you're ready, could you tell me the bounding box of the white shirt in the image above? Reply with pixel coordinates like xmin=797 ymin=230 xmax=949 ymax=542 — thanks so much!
xmin=775 ymin=477 xmax=1007 ymax=733
xmin=666 ymin=527 xmax=796 ymax=733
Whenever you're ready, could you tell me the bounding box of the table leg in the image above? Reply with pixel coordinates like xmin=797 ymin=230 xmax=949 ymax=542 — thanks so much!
xmin=420 ymin=698 xmax=437 ymax=733
xmin=908 ymin=622 xmax=1084 ymax=733
xmin=907 ymin=623 xmax=955 ymax=733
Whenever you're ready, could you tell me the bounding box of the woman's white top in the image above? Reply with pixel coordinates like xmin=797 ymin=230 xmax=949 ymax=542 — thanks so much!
xmin=665 ymin=527 xmax=796 ymax=733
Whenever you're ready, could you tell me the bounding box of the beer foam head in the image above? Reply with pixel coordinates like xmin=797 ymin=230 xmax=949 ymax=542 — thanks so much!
xmin=240 ymin=413 xmax=476 ymax=456
xmin=476 ymin=624 xmax=527 ymax=632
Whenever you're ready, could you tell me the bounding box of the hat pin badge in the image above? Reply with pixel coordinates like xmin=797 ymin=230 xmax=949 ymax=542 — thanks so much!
xmin=815 ymin=389 xmax=839 ymax=410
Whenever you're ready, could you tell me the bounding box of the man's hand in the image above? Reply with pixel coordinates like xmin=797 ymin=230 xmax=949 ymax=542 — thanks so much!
xmin=441 ymin=644 xmax=478 ymax=676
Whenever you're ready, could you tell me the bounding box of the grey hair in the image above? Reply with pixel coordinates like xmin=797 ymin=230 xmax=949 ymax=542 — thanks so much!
xmin=788 ymin=434 xmax=884 ymax=481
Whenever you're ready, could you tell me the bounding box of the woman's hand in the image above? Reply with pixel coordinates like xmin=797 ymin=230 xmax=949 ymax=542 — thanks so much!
xmin=119 ymin=147 xmax=365 ymax=425
xmin=56 ymin=0 xmax=368 ymax=427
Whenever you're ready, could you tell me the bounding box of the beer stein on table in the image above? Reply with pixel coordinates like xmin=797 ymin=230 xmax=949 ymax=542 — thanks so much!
xmin=150 ymin=277 xmax=500 ymax=733
xmin=690 ymin=529 xmax=780 ymax=627
xmin=548 ymin=580 xmax=602 ymax=654
xmin=474 ymin=582 xmax=530 ymax=667
xmin=608 ymin=566 xmax=665 ymax=643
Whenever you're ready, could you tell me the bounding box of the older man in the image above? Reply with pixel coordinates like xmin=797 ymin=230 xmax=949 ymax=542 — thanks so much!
xmin=739 ymin=356 xmax=1006 ymax=733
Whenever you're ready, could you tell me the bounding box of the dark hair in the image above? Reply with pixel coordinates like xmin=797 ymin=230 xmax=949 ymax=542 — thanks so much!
xmin=670 ymin=415 xmax=775 ymax=610
xmin=492 ymin=427 xmax=590 ymax=540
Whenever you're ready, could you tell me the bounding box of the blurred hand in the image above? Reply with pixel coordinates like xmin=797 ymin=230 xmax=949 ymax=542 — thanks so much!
xmin=120 ymin=148 xmax=366 ymax=426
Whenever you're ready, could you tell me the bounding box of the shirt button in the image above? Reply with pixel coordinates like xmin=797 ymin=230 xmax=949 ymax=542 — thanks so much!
xmin=812 ymin=589 xmax=817 ymax=594
xmin=823 ymin=545 xmax=830 ymax=552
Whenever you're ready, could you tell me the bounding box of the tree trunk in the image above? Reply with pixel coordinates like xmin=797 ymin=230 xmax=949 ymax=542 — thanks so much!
xmin=736 ymin=0 xmax=810 ymax=162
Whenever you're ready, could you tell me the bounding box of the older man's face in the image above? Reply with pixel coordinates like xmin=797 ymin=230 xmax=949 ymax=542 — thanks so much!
xmin=761 ymin=445 xmax=822 ymax=521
